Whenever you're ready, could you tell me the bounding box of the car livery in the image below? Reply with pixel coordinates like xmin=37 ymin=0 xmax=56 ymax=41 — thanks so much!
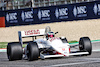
xmin=7 ymin=26 xmax=92 ymax=61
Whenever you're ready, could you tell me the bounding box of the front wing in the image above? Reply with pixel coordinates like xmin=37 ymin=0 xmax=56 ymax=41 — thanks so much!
xmin=40 ymin=51 xmax=89 ymax=59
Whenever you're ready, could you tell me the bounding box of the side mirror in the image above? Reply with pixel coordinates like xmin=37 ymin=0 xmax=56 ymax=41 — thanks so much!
xmin=55 ymin=32 xmax=58 ymax=34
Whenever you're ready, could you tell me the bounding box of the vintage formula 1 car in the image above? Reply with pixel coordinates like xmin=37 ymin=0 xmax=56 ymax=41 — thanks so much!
xmin=7 ymin=26 xmax=92 ymax=61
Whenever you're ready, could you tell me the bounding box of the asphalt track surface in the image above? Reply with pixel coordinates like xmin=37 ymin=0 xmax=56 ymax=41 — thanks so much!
xmin=0 ymin=42 xmax=100 ymax=67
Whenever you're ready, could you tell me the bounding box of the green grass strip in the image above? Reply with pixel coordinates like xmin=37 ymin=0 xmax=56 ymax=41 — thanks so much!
xmin=91 ymin=40 xmax=100 ymax=42
xmin=0 ymin=42 xmax=8 ymax=48
xmin=0 ymin=39 xmax=100 ymax=48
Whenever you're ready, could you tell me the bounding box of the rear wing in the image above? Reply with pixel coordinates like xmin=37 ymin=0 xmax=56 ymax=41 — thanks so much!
xmin=18 ymin=29 xmax=45 ymax=45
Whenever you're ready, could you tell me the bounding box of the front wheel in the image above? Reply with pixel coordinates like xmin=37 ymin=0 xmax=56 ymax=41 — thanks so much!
xmin=79 ymin=37 xmax=92 ymax=55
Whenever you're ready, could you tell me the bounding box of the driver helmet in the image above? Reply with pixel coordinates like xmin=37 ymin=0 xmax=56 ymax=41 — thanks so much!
xmin=47 ymin=32 xmax=54 ymax=39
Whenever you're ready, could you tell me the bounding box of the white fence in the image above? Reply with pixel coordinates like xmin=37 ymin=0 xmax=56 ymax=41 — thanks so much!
xmin=0 ymin=0 xmax=96 ymax=10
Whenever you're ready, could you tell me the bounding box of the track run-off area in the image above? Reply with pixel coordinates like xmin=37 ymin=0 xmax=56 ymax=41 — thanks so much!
xmin=0 ymin=41 xmax=100 ymax=67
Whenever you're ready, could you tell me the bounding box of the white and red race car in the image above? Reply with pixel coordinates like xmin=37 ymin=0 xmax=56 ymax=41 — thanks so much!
xmin=7 ymin=26 xmax=92 ymax=61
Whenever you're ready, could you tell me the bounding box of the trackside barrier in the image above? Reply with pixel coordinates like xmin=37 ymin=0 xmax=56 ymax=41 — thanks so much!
xmin=0 ymin=1 xmax=100 ymax=27
xmin=0 ymin=17 xmax=5 ymax=27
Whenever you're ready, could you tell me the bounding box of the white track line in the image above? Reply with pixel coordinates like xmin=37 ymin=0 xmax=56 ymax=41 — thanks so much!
xmin=43 ymin=61 xmax=100 ymax=67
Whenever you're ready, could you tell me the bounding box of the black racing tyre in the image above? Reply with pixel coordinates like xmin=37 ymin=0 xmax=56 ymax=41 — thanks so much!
xmin=7 ymin=42 xmax=23 ymax=61
xmin=27 ymin=42 xmax=39 ymax=61
xmin=79 ymin=37 xmax=92 ymax=55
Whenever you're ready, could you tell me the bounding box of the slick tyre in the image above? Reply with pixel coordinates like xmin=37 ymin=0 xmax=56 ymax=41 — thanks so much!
xmin=7 ymin=42 xmax=23 ymax=61
xmin=79 ymin=37 xmax=92 ymax=55
xmin=27 ymin=42 xmax=39 ymax=61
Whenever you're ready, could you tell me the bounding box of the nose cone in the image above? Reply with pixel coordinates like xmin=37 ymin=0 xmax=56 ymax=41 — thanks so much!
xmin=50 ymin=38 xmax=70 ymax=56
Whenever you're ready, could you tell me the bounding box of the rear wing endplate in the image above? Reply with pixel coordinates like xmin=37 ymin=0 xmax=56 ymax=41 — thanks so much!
xmin=18 ymin=29 xmax=45 ymax=45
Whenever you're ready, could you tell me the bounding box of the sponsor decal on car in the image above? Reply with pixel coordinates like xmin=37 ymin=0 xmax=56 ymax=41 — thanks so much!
xmin=25 ymin=29 xmax=40 ymax=35
xmin=49 ymin=37 xmax=59 ymax=42
xmin=62 ymin=48 xmax=65 ymax=51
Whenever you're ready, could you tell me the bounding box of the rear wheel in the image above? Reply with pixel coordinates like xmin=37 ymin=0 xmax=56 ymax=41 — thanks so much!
xmin=7 ymin=42 xmax=23 ymax=61
xmin=79 ymin=37 xmax=92 ymax=55
xmin=27 ymin=42 xmax=39 ymax=61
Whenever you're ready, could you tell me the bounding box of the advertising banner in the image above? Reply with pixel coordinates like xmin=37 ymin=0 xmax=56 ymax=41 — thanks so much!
xmin=3 ymin=1 xmax=100 ymax=27
xmin=5 ymin=8 xmax=35 ymax=26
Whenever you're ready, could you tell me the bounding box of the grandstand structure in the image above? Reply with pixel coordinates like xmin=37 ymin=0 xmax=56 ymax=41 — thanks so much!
xmin=0 ymin=0 xmax=96 ymax=10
